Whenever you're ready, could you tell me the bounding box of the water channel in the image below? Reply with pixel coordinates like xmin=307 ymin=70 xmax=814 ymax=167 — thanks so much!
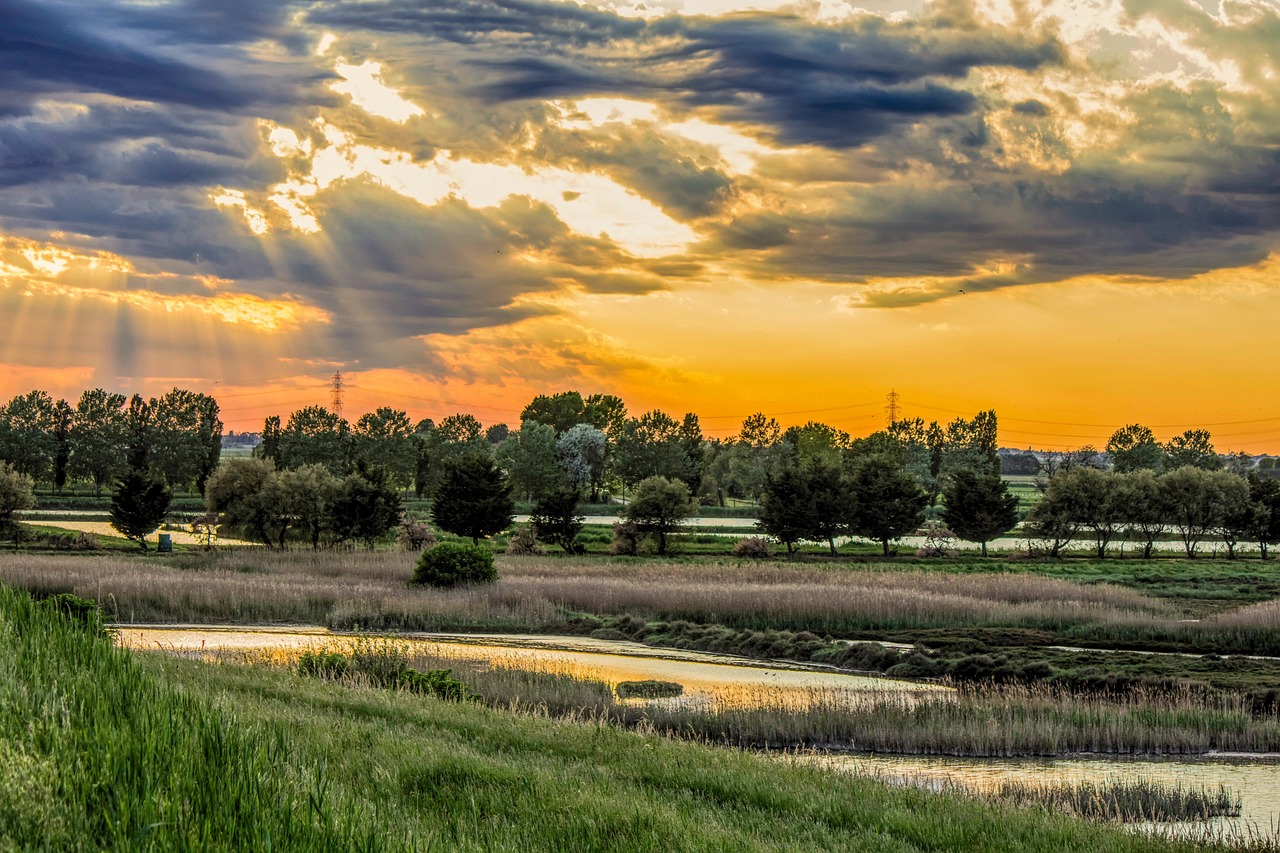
xmin=119 ymin=625 xmax=1280 ymax=842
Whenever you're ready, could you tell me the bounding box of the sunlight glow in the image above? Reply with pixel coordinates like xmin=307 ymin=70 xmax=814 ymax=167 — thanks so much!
xmin=331 ymin=60 xmax=426 ymax=123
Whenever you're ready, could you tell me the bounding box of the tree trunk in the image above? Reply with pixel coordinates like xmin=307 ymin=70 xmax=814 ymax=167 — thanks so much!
xmin=828 ymin=538 xmax=837 ymax=557
xmin=881 ymin=538 xmax=890 ymax=556
xmin=981 ymin=541 xmax=987 ymax=558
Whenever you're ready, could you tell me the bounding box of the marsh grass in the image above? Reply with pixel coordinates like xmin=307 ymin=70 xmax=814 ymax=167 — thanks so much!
xmin=199 ymin=639 xmax=1280 ymax=756
xmin=10 ymin=551 xmax=1280 ymax=657
xmin=985 ymin=779 xmax=1242 ymax=822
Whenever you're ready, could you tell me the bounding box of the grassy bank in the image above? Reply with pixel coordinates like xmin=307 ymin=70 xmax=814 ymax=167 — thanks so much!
xmin=2 ymin=582 xmax=1231 ymax=852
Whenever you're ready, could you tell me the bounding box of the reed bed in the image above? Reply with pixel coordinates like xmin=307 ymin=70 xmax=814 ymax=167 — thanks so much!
xmin=7 ymin=552 xmax=1278 ymax=654
xmin=200 ymin=638 xmax=1280 ymax=757
xmin=985 ymin=779 xmax=1241 ymax=822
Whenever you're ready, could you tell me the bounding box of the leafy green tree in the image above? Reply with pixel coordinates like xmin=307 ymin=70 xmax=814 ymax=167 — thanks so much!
xmin=1161 ymin=466 xmax=1235 ymax=557
xmin=151 ymin=388 xmax=201 ymax=489
xmin=782 ymin=421 xmax=848 ymax=470
xmin=521 ymin=391 xmax=588 ymax=434
xmin=1025 ymin=469 xmax=1085 ymax=557
xmin=622 ymin=476 xmax=698 ymax=556
xmin=257 ymin=415 xmax=282 ymax=463
xmin=941 ymin=410 xmax=1000 ymax=478
xmin=485 ymin=423 xmax=510 ymax=444
xmin=110 ymin=468 xmax=172 ymax=551
xmin=1056 ymin=467 xmax=1124 ymax=558
xmin=432 ymin=454 xmax=514 ymax=545
xmin=51 ymin=399 xmax=72 ymax=494
xmin=1247 ymin=475 xmax=1280 ymax=559
xmin=583 ymin=393 xmax=627 ymax=438
xmin=1219 ymin=477 xmax=1259 ymax=560
xmin=1113 ymin=470 xmax=1168 ymax=559
xmin=193 ymin=393 xmax=223 ymax=496
xmin=678 ymin=413 xmax=705 ymax=492
xmin=353 ymin=407 xmax=414 ymax=489
xmin=847 ymin=456 xmax=928 ymax=556
xmin=941 ymin=470 xmax=1019 ymax=556
xmin=0 ymin=390 xmax=57 ymax=481
xmin=1106 ymin=424 xmax=1164 ymax=473
xmin=614 ymin=410 xmax=695 ymax=489
xmin=806 ymin=460 xmax=855 ymax=556
xmin=279 ymin=464 xmax=341 ymax=549
xmin=497 ymin=420 xmax=561 ymax=500
xmin=757 ymin=467 xmax=814 ymax=555
xmin=277 ymin=406 xmax=351 ymax=472
xmin=70 ymin=389 xmax=128 ymax=496
xmin=330 ymin=463 xmax=403 ymax=549
xmin=0 ymin=461 xmax=35 ymax=543
xmin=205 ymin=458 xmax=283 ymax=547
xmin=125 ymin=394 xmax=154 ymax=471
xmin=1164 ymin=429 xmax=1220 ymax=471
xmin=531 ymin=486 xmax=586 ymax=553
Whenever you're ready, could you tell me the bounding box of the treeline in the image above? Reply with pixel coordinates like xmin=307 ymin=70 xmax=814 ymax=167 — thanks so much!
xmin=1026 ymin=465 xmax=1280 ymax=559
xmin=0 ymin=388 xmax=222 ymax=495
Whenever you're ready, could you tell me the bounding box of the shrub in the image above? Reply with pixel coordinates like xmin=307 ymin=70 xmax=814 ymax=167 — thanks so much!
xmin=731 ymin=536 xmax=773 ymax=559
xmin=298 ymin=651 xmax=351 ymax=679
xmin=609 ymin=520 xmax=644 ymax=556
xmin=411 ymin=542 xmax=497 ymax=588
xmin=397 ymin=515 xmax=437 ymax=552
xmin=616 ymin=680 xmax=684 ymax=699
xmin=505 ymin=523 xmax=544 ymax=556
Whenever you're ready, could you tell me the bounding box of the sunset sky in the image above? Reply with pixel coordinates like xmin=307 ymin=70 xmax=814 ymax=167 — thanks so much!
xmin=2 ymin=0 xmax=1279 ymax=449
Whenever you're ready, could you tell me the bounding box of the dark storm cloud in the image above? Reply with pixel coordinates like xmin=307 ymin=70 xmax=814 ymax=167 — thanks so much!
xmin=309 ymin=0 xmax=1065 ymax=148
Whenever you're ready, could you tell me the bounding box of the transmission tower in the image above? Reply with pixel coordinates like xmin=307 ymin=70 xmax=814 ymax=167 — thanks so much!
xmin=884 ymin=389 xmax=901 ymax=426
xmin=330 ymin=370 xmax=345 ymax=419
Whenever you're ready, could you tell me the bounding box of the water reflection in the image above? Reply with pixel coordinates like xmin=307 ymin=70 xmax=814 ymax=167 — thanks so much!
xmin=117 ymin=625 xmax=948 ymax=711
xmin=807 ymin=753 xmax=1280 ymax=843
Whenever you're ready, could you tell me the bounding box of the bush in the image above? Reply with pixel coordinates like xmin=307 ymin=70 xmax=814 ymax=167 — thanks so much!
xmin=505 ymin=523 xmax=544 ymax=556
xmin=411 ymin=542 xmax=497 ymax=588
xmin=397 ymin=515 xmax=438 ymax=552
xmin=609 ymin=520 xmax=645 ymax=556
xmin=731 ymin=536 xmax=773 ymax=559
xmin=616 ymin=680 xmax=684 ymax=699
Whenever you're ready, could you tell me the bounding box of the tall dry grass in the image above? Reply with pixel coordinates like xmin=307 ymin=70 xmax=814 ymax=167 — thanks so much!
xmin=6 ymin=552 xmax=1275 ymax=653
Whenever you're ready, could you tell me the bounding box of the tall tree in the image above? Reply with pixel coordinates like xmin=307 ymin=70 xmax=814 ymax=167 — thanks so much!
xmin=277 ymin=406 xmax=350 ymax=472
xmin=330 ymin=463 xmax=403 ymax=549
xmin=1161 ymin=466 xmax=1235 ymax=557
xmin=51 ymin=399 xmax=73 ymax=495
xmin=193 ymin=392 xmax=223 ymax=496
xmin=556 ymin=423 xmax=608 ymax=497
xmin=1248 ymin=475 xmax=1280 ymax=559
xmin=521 ymin=391 xmax=587 ymax=434
xmin=848 ymin=456 xmax=928 ymax=556
xmin=0 ymin=462 xmax=35 ymax=544
xmin=1164 ymin=429 xmax=1220 ymax=471
xmin=614 ymin=410 xmax=695 ymax=489
xmin=125 ymin=394 xmax=154 ymax=472
xmin=71 ymin=389 xmax=128 ymax=496
xmin=110 ymin=468 xmax=172 ymax=551
xmin=942 ymin=410 xmax=1000 ymax=478
xmin=0 ymin=390 xmax=57 ymax=481
xmin=806 ymin=460 xmax=855 ymax=556
xmin=757 ymin=467 xmax=814 ymax=555
xmin=1113 ymin=470 xmax=1167 ymax=559
xmin=941 ymin=470 xmax=1019 ymax=557
xmin=497 ymin=420 xmax=561 ymax=500
xmin=432 ymin=454 xmax=514 ymax=545
xmin=353 ymin=407 xmax=414 ymax=489
xmin=1107 ymin=424 xmax=1164 ymax=473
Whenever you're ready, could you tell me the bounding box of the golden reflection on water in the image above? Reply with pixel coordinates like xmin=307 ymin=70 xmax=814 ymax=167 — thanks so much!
xmin=806 ymin=753 xmax=1280 ymax=844
xmin=116 ymin=626 xmax=948 ymax=711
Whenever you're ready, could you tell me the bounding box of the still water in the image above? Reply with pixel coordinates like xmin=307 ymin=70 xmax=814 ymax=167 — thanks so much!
xmin=117 ymin=625 xmax=947 ymax=710
xmin=809 ymin=753 xmax=1280 ymax=843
